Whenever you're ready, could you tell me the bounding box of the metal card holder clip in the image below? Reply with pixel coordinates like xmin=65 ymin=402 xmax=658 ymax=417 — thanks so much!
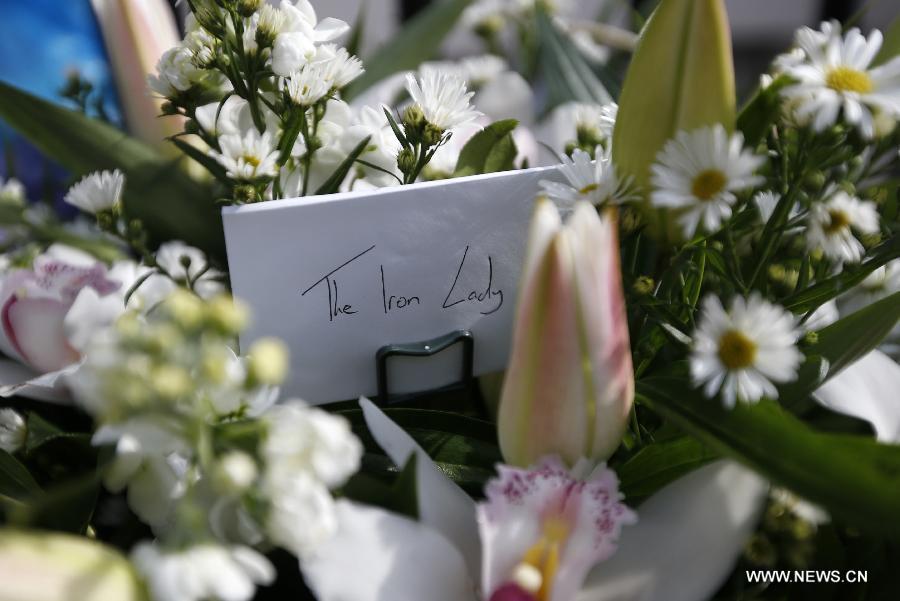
xmin=375 ymin=329 xmax=474 ymax=405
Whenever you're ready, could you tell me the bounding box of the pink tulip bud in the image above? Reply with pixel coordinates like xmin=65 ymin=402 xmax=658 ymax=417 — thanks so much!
xmin=498 ymin=200 xmax=634 ymax=467
xmin=91 ymin=0 xmax=182 ymax=149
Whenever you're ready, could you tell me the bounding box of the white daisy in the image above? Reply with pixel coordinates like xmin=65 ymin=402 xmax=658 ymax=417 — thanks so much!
xmin=212 ymin=130 xmax=279 ymax=181
xmin=405 ymin=71 xmax=481 ymax=132
xmin=781 ymin=27 xmax=900 ymax=138
xmin=540 ymin=146 xmax=635 ymax=208
xmin=691 ymin=294 xmax=803 ymax=408
xmin=64 ymin=169 xmax=125 ymax=214
xmin=806 ymin=190 xmax=879 ymax=263
xmin=650 ymin=125 xmax=765 ymax=237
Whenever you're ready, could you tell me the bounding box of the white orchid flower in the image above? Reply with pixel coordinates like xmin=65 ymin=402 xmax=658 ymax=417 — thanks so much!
xmin=299 ymin=398 xmax=767 ymax=601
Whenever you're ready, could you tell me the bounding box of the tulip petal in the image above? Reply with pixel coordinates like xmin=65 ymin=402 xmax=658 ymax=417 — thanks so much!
xmin=359 ymin=398 xmax=482 ymax=579
xmin=568 ymin=204 xmax=634 ymax=461
xmin=814 ymin=351 xmax=900 ymax=443
xmin=576 ymin=461 xmax=766 ymax=601
xmin=301 ymin=499 xmax=477 ymax=601
xmin=499 ymin=226 xmax=589 ymax=467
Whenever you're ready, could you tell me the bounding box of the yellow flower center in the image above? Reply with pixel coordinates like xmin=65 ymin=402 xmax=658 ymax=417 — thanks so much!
xmin=691 ymin=170 xmax=727 ymax=201
xmin=510 ymin=517 xmax=570 ymax=601
xmin=824 ymin=209 xmax=851 ymax=235
xmin=718 ymin=329 xmax=757 ymax=370
xmin=579 ymin=183 xmax=599 ymax=195
xmin=242 ymin=154 xmax=261 ymax=167
xmin=825 ymin=66 xmax=873 ymax=94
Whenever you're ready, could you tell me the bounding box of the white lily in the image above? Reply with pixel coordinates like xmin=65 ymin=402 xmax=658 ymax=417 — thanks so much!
xmin=299 ymin=398 xmax=767 ymax=601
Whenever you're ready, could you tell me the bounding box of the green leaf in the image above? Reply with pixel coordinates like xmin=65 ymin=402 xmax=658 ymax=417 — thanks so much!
xmin=342 ymin=454 xmax=420 ymax=520
xmin=453 ymin=119 xmax=519 ymax=177
xmin=737 ymin=75 xmax=791 ymax=148
xmin=24 ymin=413 xmax=90 ymax=456
xmin=0 ymin=81 xmax=225 ymax=259
xmin=780 ymin=290 xmax=900 ymax=403
xmin=637 ymin=380 xmax=900 ymax=539
xmin=537 ymin=9 xmax=616 ymax=109
xmin=344 ymin=0 xmax=474 ymax=100
xmin=314 ymin=135 xmax=372 ymax=195
xmin=617 ymin=436 xmax=718 ymax=502
xmin=0 ymin=450 xmax=41 ymax=507
xmin=780 ymin=236 xmax=900 ymax=314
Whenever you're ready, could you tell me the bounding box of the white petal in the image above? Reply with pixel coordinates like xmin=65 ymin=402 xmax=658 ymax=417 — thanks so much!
xmin=359 ymin=398 xmax=481 ymax=578
xmin=301 ymin=500 xmax=477 ymax=601
xmin=577 ymin=461 xmax=767 ymax=601
xmin=814 ymin=350 xmax=900 ymax=443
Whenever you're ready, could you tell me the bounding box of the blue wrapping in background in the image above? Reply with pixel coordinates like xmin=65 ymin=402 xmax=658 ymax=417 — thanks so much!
xmin=0 ymin=0 xmax=122 ymax=210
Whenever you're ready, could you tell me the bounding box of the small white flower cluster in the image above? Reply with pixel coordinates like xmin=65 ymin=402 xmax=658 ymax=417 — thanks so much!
xmin=68 ymin=290 xmax=361 ymax=601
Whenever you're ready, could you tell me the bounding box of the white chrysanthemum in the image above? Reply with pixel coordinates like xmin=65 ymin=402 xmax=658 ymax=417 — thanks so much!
xmin=284 ymin=63 xmax=332 ymax=107
xmin=540 ymin=146 xmax=634 ymax=208
xmin=405 ymin=71 xmax=481 ymax=132
xmin=650 ymin=125 xmax=765 ymax=237
xmin=261 ymin=401 xmax=361 ymax=558
xmin=270 ymin=1 xmax=349 ymax=77
xmin=806 ymin=191 xmax=879 ymax=263
xmin=781 ymin=27 xmax=900 ymax=138
xmin=155 ymin=241 xmax=227 ymax=299
xmin=64 ymin=169 xmax=125 ymax=214
xmin=574 ymin=102 xmax=617 ymax=143
xmin=0 ymin=408 xmax=26 ymax=453
xmin=0 ymin=177 xmax=25 ymax=205
xmin=131 ymin=542 xmax=274 ymax=601
xmin=314 ymin=44 xmax=365 ymax=89
xmin=212 ymin=130 xmax=279 ymax=181
xmin=691 ymin=294 xmax=803 ymax=408
xmin=459 ymin=54 xmax=508 ymax=86
xmin=148 ymin=45 xmax=204 ymax=96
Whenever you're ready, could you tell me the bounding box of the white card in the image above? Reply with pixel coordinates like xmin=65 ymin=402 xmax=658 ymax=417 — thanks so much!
xmin=222 ymin=165 xmax=564 ymax=404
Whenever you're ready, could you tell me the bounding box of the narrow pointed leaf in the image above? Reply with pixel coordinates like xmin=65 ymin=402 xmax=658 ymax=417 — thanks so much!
xmin=453 ymin=119 xmax=519 ymax=177
xmin=315 ymin=135 xmax=372 ymax=195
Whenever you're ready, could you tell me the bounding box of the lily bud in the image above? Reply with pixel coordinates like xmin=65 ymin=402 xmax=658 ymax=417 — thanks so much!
xmin=0 ymin=530 xmax=145 ymax=601
xmin=613 ymin=0 xmax=735 ymax=234
xmin=90 ymin=0 xmax=182 ymax=149
xmin=498 ymin=200 xmax=634 ymax=467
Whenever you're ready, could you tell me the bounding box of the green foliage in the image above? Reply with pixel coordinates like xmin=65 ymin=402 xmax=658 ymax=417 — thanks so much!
xmin=737 ymin=76 xmax=791 ymax=148
xmin=453 ymin=120 xmax=519 ymax=177
xmin=617 ymin=436 xmax=718 ymax=503
xmin=315 ymin=136 xmax=372 ymax=195
xmin=0 ymin=81 xmax=224 ymax=259
xmin=536 ymin=9 xmax=616 ymax=110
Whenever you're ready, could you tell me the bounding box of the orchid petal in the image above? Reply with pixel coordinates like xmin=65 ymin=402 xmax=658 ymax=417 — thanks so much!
xmin=814 ymin=351 xmax=900 ymax=443
xmin=576 ymin=461 xmax=766 ymax=601
xmin=359 ymin=398 xmax=481 ymax=579
xmin=5 ymin=297 xmax=80 ymax=374
xmin=0 ymin=360 xmax=72 ymax=403
xmin=479 ymin=458 xmax=635 ymax=601
xmin=301 ymin=500 xmax=477 ymax=601
xmin=63 ymin=287 xmax=125 ymax=353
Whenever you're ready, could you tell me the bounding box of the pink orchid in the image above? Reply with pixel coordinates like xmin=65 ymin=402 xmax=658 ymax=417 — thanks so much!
xmin=300 ymin=398 xmax=767 ymax=601
xmin=0 ymin=246 xmax=124 ymax=401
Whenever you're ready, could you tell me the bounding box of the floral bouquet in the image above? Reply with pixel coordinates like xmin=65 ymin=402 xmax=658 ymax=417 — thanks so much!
xmin=0 ymin=0 xmax=899 ymax=600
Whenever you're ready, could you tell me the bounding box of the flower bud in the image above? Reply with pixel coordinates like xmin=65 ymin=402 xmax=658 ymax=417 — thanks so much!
xmin=247 ymin=338 xmax=289 ymax=386
xmin=0 ymin=408 xmax=26 ymax=453
xmin=213 ymin=451 xmax=258 ymax=494
xmin=498 ymin=201 xmax=634 ymax=467
xmin=422 ymin=123 xmax=445 ymax=148
xmin=397 ymin=148 xmax=417 ymax=174
xmin=0 ymin=531 xmax=143 ymax=601
xmin=613 ymin=0 xmax=735 ymax=237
